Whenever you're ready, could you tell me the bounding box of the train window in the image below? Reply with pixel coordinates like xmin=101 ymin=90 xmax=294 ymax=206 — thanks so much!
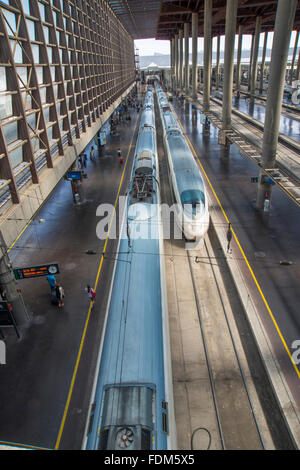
xmin=180 ymin=189 xmax=205 ymax=205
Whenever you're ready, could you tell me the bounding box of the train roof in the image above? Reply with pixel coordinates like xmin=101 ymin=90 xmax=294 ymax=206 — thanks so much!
xmin=95 ymin=228 xmax=164 ymax=385
xmin=140 ymin=107 xmax=155 ymax=129
xmin=167 ymin=130 xmax=205 ymax=199
xmin=162 ymin=112 xmax=178 ymax=131
xmin=135 ymin=126 xmax=156 ymax=157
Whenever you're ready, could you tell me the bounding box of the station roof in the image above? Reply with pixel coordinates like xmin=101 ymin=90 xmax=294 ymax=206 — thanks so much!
xmin=107 ymin=0 xmax=300 ymax=40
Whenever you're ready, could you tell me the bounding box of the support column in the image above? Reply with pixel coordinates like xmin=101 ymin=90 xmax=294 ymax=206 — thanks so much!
xmin=250 ymin=17 xmax=261 ymax=96
xmin=290 ymin=30 xmax=299 ymax=84
xmin=216 ymin=35 xmax=220 ymax=90
xmin=256 ymin=0 xmax=298 ymax=210
xmin=172 ymin=38 xmax=176 ymax=90
xmin=203 ymin=0 xmax=212 ymax=112
xmin=184 ymin=22 xmax=190 ymax=94
xmin=174 ymin=33 xmax=179 ymax=88
xmin=235 ymin=25 xmax=243 ymax=92
xmin=170 ymin=39 xmax=173 ymax=89
xmin=259 ymin=31 xmax=268 ymax=94
xmin=248 ymin=34 xmax=254 ymax=91
xmin=296 ymin=45 xmax=300 ymax=80
xmin=222 ymin=0 xmax=238 ymax=130
xmin=192 ymin=12 xmax=198 ymax=100
xmin=179 ymin=29 xmax=184 ymax=90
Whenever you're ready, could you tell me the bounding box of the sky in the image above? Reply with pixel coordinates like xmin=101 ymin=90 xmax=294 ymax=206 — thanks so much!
xmin=134 ymin=31 xmax=299 ymax=59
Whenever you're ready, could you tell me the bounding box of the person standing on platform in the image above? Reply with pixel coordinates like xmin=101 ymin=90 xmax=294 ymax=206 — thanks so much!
xmin=55 ymin=284 xmax=64 ymax=308
xmin=86 ymin=285 xmax=96 ymax=308
xmin=78 ymin=154 xmax=83 ymax=169
xmin=90 ymin=146 xmax=95 ymax=161
xmin=47 ymin=274 xmax=56 ymax=289
xmin=82 ymin=152 xmax=87 ymax=168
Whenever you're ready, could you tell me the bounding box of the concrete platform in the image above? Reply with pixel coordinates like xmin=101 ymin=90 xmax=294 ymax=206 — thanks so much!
xmin=196 ymin=93 xmax=300 ymax=181
xmin=171 ymin=96 xmax=300 ymax=447
xmin=0 ymin=101 xmax=141 ymax=449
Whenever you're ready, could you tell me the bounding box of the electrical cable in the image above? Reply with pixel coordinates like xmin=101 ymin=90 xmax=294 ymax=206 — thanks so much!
xmin=190 ymin=427 xmax=212 ymax=451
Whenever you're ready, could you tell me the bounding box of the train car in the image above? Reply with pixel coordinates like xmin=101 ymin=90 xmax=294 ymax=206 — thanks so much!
xmin=83 ymin=88 xmax=176 ymax=451
xmin=156 ymin=85 xmax=209 ymax=244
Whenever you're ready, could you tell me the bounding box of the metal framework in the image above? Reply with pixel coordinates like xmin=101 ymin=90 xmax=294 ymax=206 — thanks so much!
xmin=156 ymin=1 xmax=300 ymax=39
xmin=107 ymin=0 xmax=162 ymax=39
xmin=0 ymin=0 xmax=135 ymax=209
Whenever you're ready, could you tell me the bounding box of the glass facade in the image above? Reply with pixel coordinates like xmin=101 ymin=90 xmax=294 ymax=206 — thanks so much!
xmin=0 ymin=0 xmax=135 ymax=206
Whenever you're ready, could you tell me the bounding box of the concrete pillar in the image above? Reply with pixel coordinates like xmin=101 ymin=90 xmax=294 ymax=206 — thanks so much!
xmin=222 ymin=0 xmax=238 ymax=130
xmin=179 ymin=29 xmax=184 ymax=90
xmin=250 ymin=17 xmax=261 ymax=96
xmin=216 ymin=35 xmax=220 ymax=90
xmin=256 ymin=0 xmax=298 ymax=209
xmin=235 ymin=25 xmax=243 ymax=91
xmin=259 ymin=31 xmax=268 ymax=94
xmin=290 ymin=30 xmax=299 ymax=84
xmin=248 ymin=34 xmax=254 ymax=91
xmin=174 ymin=34 xmax=179 ymax=88
xmin=203 ymin=0 xmax=212 ymax=112
xmin=184 ymin=22 xmax=190 ymax=94
xmin=296 ymin=45 xmax=300 ymax=80
xmin=170 ymin=39 xmax=173 ymax=89
xmin=192 ymin=12 xmax=198 ymax=100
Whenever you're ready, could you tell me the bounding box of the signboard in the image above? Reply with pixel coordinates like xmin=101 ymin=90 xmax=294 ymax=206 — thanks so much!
xmin=0 ymin=301 xmax=14 ymax=326
xmin=67 ymin=171 xmax=82 ymax=181
xmin=261 ymin=175 xmax=276 ymax=185
xmin=13 ymin=263 xmax=59 ymax=280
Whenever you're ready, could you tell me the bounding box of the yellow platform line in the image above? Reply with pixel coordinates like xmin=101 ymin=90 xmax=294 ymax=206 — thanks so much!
xmin=0 ymin=440 xmax=51 ymax=450
xmin=54 ymin=118 xmax=138 ymax=450
xmin=173 ymin=106 xmax=300 ymax=380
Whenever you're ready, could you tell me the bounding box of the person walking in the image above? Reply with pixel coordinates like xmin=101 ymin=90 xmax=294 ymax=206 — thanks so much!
xmin=117 ymin=148 xmax=123 ymax=164
xmin=78 ymin=154 xmax=83 ymax=169
xmin=46 ymin=274 xmax=56 ymax=291
xmin=55 ymin=284 xmax=64 ymax=307
xmin=82 ymin=152 xmax=87 ymax=168
xmin=86 ymin=285 xmax=96 ymax=307
xmin=227 ymin=223 xmax=232 ymax=253
xmin=90 ymin=146 xmax=95 ymax=161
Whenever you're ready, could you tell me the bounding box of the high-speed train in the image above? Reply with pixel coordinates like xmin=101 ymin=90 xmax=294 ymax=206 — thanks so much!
xmin=156 ymin=85 xmax=209 ymax=243
xmin=83 ymin=87 xmax=175 ymax=451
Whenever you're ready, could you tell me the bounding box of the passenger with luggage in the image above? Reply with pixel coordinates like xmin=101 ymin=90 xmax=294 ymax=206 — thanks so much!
xmin=86 ymin=285 xmax=96 ymax=308
xmin=55 ymin=284 xmax=65 ymax=308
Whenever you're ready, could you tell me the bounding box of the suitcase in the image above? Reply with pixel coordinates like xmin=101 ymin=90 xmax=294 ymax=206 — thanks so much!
xmin=50 ymin=288 xmax=58 ymax=305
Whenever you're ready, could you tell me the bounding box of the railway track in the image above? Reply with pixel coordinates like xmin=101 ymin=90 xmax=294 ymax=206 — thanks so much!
xmin=186 ymin=237 xmax=265 ymax=450
xmin=155 ymin=92 xmax=295 ymax=450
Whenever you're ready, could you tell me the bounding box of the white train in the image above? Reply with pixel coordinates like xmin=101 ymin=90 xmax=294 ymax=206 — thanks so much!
xmin=156 ymin=85 xmax=209 ymax=245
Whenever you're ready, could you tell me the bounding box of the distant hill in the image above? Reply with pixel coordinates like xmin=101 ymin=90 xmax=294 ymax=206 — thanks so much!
xmin=139 ymin=47 xmax=297 ymax=69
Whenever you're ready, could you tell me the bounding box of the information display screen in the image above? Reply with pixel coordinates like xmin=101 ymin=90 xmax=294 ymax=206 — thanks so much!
xmin=14 ymin=263 xmax=59 ymax=280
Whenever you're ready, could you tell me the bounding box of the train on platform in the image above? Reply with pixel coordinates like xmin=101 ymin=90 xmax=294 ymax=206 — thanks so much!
xmin=156 ymin=84 xmax=210 ymax=244
xmin=83 ymin=87 xmax=175 ymax=451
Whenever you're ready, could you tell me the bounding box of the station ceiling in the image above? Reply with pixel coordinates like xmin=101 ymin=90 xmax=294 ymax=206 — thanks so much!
xmin=107 ymin=0 xmax=300 ymax=40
